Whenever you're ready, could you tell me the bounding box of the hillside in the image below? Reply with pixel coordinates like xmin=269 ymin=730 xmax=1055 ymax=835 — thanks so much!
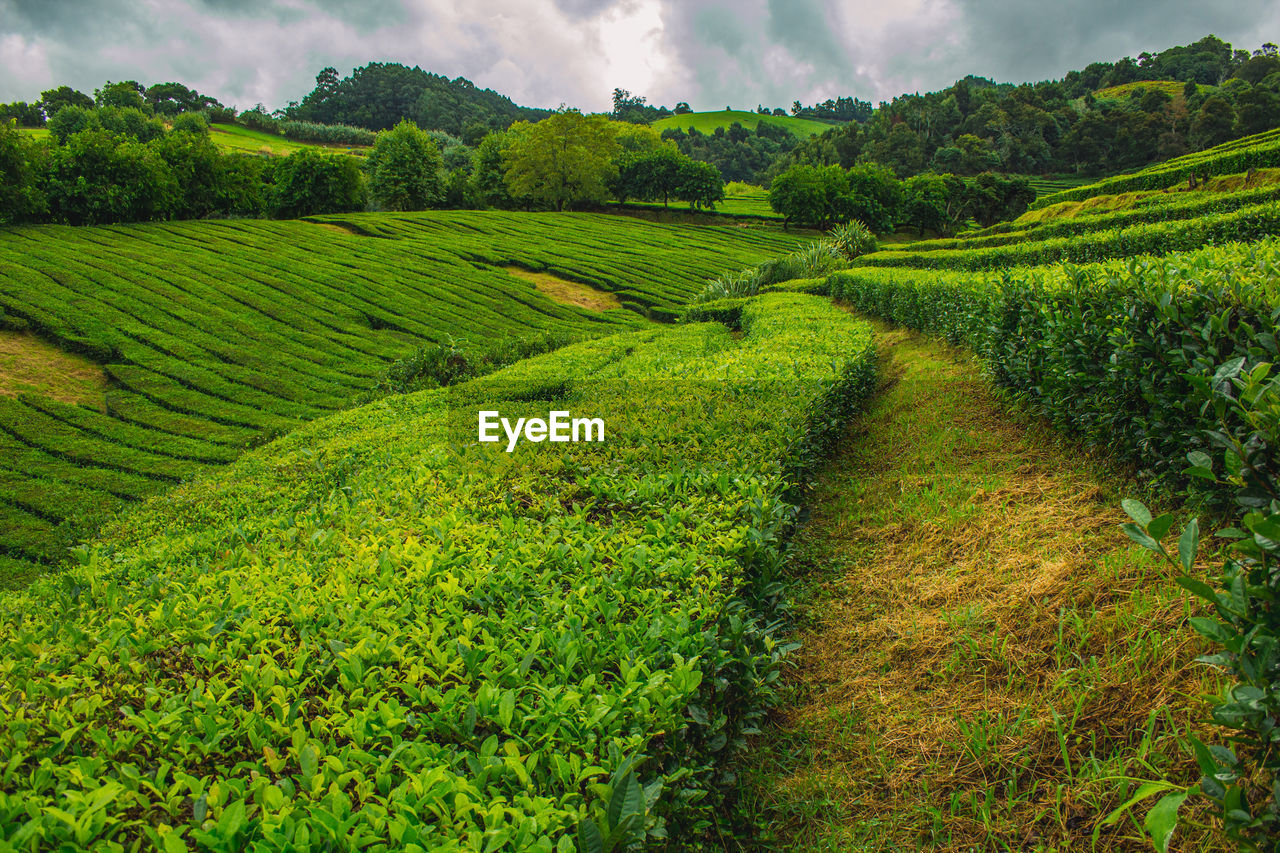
xmin=207 ymin=123 xmax=369 ymax=157
xmin=722 ymin=192 xmax=1279 ymax=850
xmin=651 ymin=109 xmax=836 ymax=139
xmin=1029 ymin=127 xmax=1280 ymax=208
xmin=288 ymin=62 xmax=553 ymax=135
xmin=0 ymin=292 xmax=878 ymax=850
xmin=0 ymin=212 xmax=804 ymax=585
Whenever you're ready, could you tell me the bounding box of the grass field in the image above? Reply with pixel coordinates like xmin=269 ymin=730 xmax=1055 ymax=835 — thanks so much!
xmin=651 ymin=109 xmax=838 ymax=139
xmin=0 ymin=212 xmax=805 ymax=586
xmin=208 ymin=122 xmax=370 ymax=156
xmin=1093 ymin=79 xmax=1193 ymax=100
xmin=17 ymin=123 xmax=367 ymax=157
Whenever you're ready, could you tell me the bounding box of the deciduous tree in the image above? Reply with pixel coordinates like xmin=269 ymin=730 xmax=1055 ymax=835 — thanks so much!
xmin=503 ymin=110 xmax=619 ymax=211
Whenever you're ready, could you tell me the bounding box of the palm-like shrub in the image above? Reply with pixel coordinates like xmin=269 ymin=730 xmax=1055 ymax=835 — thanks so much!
xmin=827 ymin=220 xmax=878 ymax=260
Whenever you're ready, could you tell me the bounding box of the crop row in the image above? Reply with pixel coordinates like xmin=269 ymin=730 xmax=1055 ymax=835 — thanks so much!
xmin=890 ymin=181 xmax=1280 ymax=251
xmin=0 ymin=293 xmax=878 ymax=850
xmin=828 ymin=239 xmax=1278 ymax=499
xmin=1032 ymin=128 xmax=1280 ymax=208
xmin=854 ymin=200 xmax=1280 ymax=271
xmin=0 ymin=211 xmax=805 ymax=583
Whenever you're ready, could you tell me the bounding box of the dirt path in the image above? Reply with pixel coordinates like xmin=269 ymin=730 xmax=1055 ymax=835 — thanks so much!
xmin=736 ymin=321 xmax=1218 ymax=851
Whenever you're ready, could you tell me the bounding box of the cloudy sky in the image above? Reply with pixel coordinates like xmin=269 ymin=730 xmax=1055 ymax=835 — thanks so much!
xmin=1 ymin=0 xmax=1277 ymax=112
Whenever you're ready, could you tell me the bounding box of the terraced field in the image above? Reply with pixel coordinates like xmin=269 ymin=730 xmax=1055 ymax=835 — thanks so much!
xmin=0 ymin=211 xmax=805 ymax=584
xmin=856 ymin=139 xmax=1280 ymax=272
xmin=1032 ymin=127 xmax=1280 ymax=208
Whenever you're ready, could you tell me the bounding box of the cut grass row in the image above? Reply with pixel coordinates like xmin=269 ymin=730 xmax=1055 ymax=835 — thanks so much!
xmin=737 ymin=323 xmax=1217 ymax=850
xmin=0 ymin=212 xmax=806 ymax=585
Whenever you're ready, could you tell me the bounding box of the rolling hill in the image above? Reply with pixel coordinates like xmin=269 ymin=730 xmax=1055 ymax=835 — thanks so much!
xmin=651 ymin=109 xmax=838 ymax=139
xmin=0 ymin=212 xmax=805 ymax=586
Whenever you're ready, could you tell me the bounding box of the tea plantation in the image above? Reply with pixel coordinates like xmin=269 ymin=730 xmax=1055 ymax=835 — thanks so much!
xmin=0 ymin=293 xmax=877 ymax=850
xmin=0 ymin=212 xmax=805 ymax=584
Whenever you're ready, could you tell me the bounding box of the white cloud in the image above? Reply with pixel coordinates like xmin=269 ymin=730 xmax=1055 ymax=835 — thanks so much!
xmin=0 ymin=32 xmax=52 ymax=96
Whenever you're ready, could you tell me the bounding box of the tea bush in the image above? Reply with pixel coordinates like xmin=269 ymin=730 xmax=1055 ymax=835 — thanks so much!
xmin=828 ymin=239 xmax=1280 ymax=504
xmin=1032 ymin=128 xmax=1280 ymax=209
xmin=0 ymin=293 xmax=878 ymax=850
xmin=0 ymin=211 xmax=804 ymax=580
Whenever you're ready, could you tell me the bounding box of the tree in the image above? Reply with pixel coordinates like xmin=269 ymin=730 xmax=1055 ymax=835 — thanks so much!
xmin=95 ymin=81 xmax=149 ymax=112
xmin=844 ymin=163 xmax=902 ymax=233
xmin=768 ymin=164 xmax=850 ymax=229
xmin=0 ymin=102 xmax=44 ymax=127
xmin=503 ymin=110 xmax=619 ymax=211
xmin=469 ymin=131 xmax=514 ymax=208
xmin=966 ymin=172 xmax=1034 ymax=227
xmin=0 ymin=121 xmax=48 ymax=224
xmin=674 ymin=102 xmax=692 ymax=115
xmin=146 ymin=82 xmax=221 ymax=116
xmin=271 ymin=149 xmax=367 ymax=218
xmin=45 ymin=128 xmax=176 ymax=225
xmin=97 ymin=107 xmax=166 ymax=142
xmin=675 ymin=158 xmax=724 ymax=210
xmin=1191 ymin=95 xmax=1236 ymax=149
xmin=46 ymin=106 xmax=100 ymax=143
xmin=38 ymin=86 xmax=93 ymax=120
xmin=367 ymin=119 xmax=444 ymax=211
xmin=612 ymin=148 xmax=682 ymax=205
xmin=614 ymin=123 xmax=668 ymax=154
xmin=902 ymin=172 xmax=966 ymax=236
xmin=1233 ymin=85 xmax=1280 ymax=137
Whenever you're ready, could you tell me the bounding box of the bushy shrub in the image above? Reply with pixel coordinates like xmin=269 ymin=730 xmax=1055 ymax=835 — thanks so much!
xmin=237 ymin=106 xmax=279 ymax=133
xmin=696 ymin=240 xmax=844 ymax=302
xmin=270 ymin=148 xmax=367 ymax=218
xmin=367 ymin=120 xmax=443 ymax=211
xmin=827 ymin=220 xmax=878 ymax=260
xmin=170 ymin=112 xmax=209 ymax=135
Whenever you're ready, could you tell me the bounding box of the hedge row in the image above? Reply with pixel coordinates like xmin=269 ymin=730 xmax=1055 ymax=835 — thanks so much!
xmin=829 ymin=239 xmax=1279 ymax=499
xmin=854 ymin=200 xmax=1280 ymax=272
xmin=1032 ymin=128 xmax=1280 ymax=209
xmin=894 ymin=181 xmax=1280 ymax=250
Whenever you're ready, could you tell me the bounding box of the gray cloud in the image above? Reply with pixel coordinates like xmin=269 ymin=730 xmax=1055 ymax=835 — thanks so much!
xmin=0 ymin=0 xmax=1276 ymax=113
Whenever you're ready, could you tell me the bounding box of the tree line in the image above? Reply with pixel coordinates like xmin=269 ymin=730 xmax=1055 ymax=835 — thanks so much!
xmin=0 ymin=103 xmax=725 ymax=226
xmin=767 ymin=162 xmax=1034 ymax=234
xmin=772 ymin=37 xmax=1280 ymax=180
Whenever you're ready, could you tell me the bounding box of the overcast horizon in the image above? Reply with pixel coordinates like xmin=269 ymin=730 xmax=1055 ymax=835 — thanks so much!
xmin=2 ymin=0 xmax=1278 ymax=114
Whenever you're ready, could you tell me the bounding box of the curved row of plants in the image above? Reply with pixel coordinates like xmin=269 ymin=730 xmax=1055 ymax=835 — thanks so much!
xmin=1031 ymin=127 xmax=1280 ymax=209
xmin=885 ymin=179 xmax=1280 ymax=251
xmin=0 ymin=211 xmax=804 ymax=583
xmin=825 ymin=240 xmax=1280 ymax=848
xmin=0 ymin=293 xmax=877 ymax=850
xmin=853 ymin=200 xmax=1280 ymax=271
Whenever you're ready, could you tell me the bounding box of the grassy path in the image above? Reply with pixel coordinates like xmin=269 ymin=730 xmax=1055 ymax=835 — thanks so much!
xmin=736 ymin=321 xmax=1220 ymax=851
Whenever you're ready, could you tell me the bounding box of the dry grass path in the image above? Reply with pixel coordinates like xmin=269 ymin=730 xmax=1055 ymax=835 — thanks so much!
xmin=735 ymin=320 xmax=1221 ymax=851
